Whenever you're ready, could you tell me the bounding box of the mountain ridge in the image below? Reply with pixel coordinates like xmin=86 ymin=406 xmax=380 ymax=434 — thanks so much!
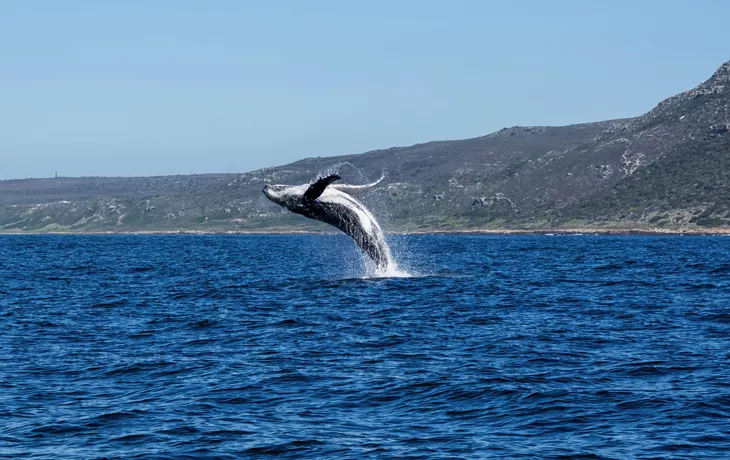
xmin=1 ymin=60 xmax=729 ymax=233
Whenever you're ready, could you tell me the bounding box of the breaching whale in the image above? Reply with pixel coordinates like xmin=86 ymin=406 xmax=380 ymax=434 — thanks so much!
xmin=262 ymin=174 xmax=393 ymax=270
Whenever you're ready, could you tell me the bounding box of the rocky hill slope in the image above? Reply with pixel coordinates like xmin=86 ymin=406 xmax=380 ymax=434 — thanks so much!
xmin=1 ymin=61 xmax=729 ymax=233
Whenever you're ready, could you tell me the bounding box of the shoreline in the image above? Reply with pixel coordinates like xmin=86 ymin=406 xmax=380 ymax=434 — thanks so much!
xmin=1 ymin=227 xmax=729 ymax=236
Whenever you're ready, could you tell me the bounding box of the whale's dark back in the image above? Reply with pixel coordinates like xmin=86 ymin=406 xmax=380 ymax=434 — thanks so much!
xmin=306 ymin=199 xmax=389 ymax=269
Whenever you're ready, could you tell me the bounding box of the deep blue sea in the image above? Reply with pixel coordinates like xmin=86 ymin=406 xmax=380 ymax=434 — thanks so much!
xmin=2 ymin=234 xmax=730 ymax=459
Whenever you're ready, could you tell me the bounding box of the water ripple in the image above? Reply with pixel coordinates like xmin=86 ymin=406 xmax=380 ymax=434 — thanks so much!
xmin=1 ymin=234 xmax=729 ymax=458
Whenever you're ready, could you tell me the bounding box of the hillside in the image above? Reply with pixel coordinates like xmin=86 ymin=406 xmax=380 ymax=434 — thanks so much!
xmin=1 ymin=61 xmax=729 ymax=233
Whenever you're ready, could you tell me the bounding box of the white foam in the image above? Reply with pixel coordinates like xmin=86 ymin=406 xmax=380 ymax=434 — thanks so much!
xmin=361 ymin=252 xmax=411 ymax=278
xmin=375 ymin=266 xmax=412 ymax=278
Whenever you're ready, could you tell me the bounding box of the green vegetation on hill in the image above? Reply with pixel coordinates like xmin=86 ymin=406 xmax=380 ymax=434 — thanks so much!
xmin=560 ymin=134 xmax=730 ymax=227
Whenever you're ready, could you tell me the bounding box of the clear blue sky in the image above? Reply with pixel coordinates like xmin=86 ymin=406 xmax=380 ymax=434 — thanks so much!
xmin=1 ymin=0 xmax=728 ymax=180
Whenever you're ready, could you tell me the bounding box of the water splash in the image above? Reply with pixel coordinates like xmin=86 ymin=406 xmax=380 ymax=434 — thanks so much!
xmin=361 ymin=238 xmax=412 ymax=278
xmin=375 ymin=265 xmax=412 ymax=278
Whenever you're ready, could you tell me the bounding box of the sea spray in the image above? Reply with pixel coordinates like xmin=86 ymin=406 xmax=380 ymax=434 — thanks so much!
xmin=362 ymin=239 xmax=411 ymax=278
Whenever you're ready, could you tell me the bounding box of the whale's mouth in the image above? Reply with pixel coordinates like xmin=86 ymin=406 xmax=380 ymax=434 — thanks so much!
xmin=262 ymin=184 xmax=285 ymax=205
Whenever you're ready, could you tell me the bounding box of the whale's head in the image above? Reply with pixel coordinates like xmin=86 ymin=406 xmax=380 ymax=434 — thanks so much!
xmin=264 ymin=175 xmax=340 ymax=212
xmin=263 ymin=184 xmax=303 ymax=210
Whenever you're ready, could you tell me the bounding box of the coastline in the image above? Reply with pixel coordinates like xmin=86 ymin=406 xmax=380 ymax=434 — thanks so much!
xmin=1 ymin=227 xmax=730 ymax=236
xmin=404 ymin=227 xmax=730 ymax=236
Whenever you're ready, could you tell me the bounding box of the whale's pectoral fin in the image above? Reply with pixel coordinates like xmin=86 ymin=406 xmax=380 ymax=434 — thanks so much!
xmin=304 ymin=174 xmax=341 ymax=201
xmin=331 ymin=174 xmax=385 ymax=194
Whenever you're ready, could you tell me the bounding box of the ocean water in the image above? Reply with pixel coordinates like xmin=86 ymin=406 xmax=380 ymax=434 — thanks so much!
xmin=1 ymin=234 xmax=730 ymax=459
